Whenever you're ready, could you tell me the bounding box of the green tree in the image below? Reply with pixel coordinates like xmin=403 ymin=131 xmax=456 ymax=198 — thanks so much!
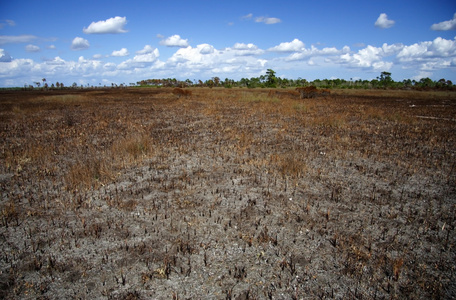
xmin=418 ymin=77 xmax=434 ymax=88
xmin=265 ymin=69 xmax=277 ymax=87
xmin=379 ymin=71 xmax=393 ymax=88
xmin=206 ymin=79 xmax=214 ymax=88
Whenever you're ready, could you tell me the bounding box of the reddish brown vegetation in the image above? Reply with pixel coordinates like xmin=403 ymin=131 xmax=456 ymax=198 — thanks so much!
xmin=296 ymin=86 xmax=330 ymax=99
xmin=172 ymin=87 xmax=192 ymax=98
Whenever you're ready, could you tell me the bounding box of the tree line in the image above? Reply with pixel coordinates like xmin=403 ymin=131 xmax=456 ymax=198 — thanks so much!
xmin=137 ymin=71 xmax=455 ymax=90
xmin=19 ymin=70 xmax=455 ymax=91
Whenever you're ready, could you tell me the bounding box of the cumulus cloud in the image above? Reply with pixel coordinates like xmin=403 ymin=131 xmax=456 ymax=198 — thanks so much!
xmin=164 ymin=43 xmax=266 ymax=78
xmin=0 ymin=49 xmax=12 ymax=62
xmin=168 ymin=44 xmax=213 ymax=65
xmin=45 ymin=56 xmax=66 ymax=65
xmin=117 ymin=48 xmax=160 ymax=69
xmin=269 ymin=39 xmax=305 ymax=52
xmin=397 ymin=37 xmax=456 ymax=69
xmin=0 ymin=35 xmax=37 ymax=45
xmin=71 ymin=37 xmax=90 ymax=50
xmin=199 ymin=44 xmax=215 ymax=54
xmin=338 ymin=43 xmax=403 ymax=70
xmin=132 ymin=48 xmax=160 ymax=62
xmin=231 ymin=43 xmax=264 ymax=56
xmin=25 ymin=44 xmax=40 ymax=52
xmin=136 ymin=45 xmax=156 ymax=55
xmin=285 ymin=45 xmax=351 ymax=61
xmin=111 ymin=48 xmax=129 ymax=57
xmin=375 ymin=13 xmax=395 ymax=29
xmin=2 ymin=33 xmax=456 ymax=88
xmin=83 ymin=16 xmax=128 ymax=34
xmin=431 ymin=13 xmax=456 ymax=31
xmin=255 ymin=16 xmax=281 ymax=24
xmin=233 ymin=43 xmax=257 ymax=50
xmin=159 ymin=35 xmax=189 ymax=47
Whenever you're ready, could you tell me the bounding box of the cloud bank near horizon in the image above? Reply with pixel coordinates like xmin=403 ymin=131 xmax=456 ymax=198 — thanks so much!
xmin=1 ymin=11 xmax=456 ymax=87
xmin=1 ymin=35 xmax=455 ymax=86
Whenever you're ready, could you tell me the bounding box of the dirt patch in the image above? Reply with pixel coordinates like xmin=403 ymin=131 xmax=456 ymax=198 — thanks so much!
xmin=1 ymin=88 xmax=455 ymax=299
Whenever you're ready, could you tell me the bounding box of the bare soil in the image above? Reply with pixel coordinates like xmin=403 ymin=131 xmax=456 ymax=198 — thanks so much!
xmin=1 ymin=88 xmax=455 ymax=299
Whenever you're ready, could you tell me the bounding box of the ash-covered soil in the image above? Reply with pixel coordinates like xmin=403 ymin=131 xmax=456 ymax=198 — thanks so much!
xmin=0 ymin=88 xmax=455 ymax=299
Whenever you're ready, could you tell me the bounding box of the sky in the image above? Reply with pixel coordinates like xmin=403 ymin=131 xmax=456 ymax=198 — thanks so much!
xmin=0 ymin=0 xmax=456 ymax=87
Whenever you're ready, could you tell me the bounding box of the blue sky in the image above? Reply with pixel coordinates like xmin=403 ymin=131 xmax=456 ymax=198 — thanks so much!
xmin=0 ymin=0 xmax=455 ymax=87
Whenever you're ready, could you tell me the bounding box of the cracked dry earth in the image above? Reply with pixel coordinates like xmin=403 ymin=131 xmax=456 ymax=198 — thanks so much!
xmin=1 ymin=88 xmax=455 ymax=299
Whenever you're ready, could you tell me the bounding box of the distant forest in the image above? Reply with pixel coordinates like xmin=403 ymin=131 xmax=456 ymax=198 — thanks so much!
xmin=136 ymin=70 xmax=455 ymax=90
xmin=13 ymin=70 xmax=456 ymax=90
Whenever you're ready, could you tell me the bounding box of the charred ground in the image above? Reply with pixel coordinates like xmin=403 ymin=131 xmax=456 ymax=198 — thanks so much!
xmin=1 ymin=88 xmax=455 ymax=299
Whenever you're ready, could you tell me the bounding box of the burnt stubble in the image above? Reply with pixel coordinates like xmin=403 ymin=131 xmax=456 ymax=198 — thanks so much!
xmin=1 ymin=87 xmax=455 ymax=299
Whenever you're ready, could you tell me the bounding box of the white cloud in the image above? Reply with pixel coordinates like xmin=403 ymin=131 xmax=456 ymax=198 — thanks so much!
xmin=231 ymin=43 xmax=264 ymax=56
xmin=431 ymin=13 xmax=456 ymax=31
xmin=0 ymin=19 xmax=15 ymax=29
xmin=136 ymin=45 xmax=156 ymax=55
xmin=111 ymin=48 xmax=129 ymax=57
xmin=0 ymin=58 xmax=34 ymax=78
xmin=0 ymin=35 xmax=37 ymax=45
xmin=285 ymin=45 xmax=350 ymax=61
xmin=25 ymin=44 xmax=40 ymax=52
xmin=0 ymin=49 xmax=12 ymax=62
xmin=47 ymin=45 xmax=56 ymax=49
xmin=375 ymin=13 xmax=395 ymax=29
xmin=83 ymin=16 xmax=128 ymax=34
xmin=117 ymin=48 xmax=160 ymax=69
xmin=168 ymin=44 xmax=213 ymax=65
xmin=164 ymin=43 xmax=267 ymax=79
xmin=71 ymin=37 xmax=90 ymax=50
xmin=103 ymin=62 xmax=116 ymax=70
xmin=45 ymin=56 xmax=66 ymax=65
xmin=199 ymin=44 xmax=215 ymax=54
xmin=159 ymin=35 xmax=189 ymax=47
xmin=397 ymin=37 xmax=456 ymax=65
xmin=255 ymin=16 xmax=281 ymax=25
xmin=307 ymin=59 xmax=316 ymax=66
xmin=132 ymin=48 xmax=160 ymax=62
xmin=338 ymin=43 xmax=401 ymax=70
xmin=269 ymin=39 xmax=305 ymax=52
xmin=241 ymin=13 xmax=253 ymax=20
xmin=233 ymin=43 xmax=257 ymax=50
xmin=2 ymin=33 xmax=455 ymax=87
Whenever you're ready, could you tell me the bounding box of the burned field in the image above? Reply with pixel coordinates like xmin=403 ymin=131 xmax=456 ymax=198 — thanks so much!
xmin=0 ymin=87 xmax=455 ymax=299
